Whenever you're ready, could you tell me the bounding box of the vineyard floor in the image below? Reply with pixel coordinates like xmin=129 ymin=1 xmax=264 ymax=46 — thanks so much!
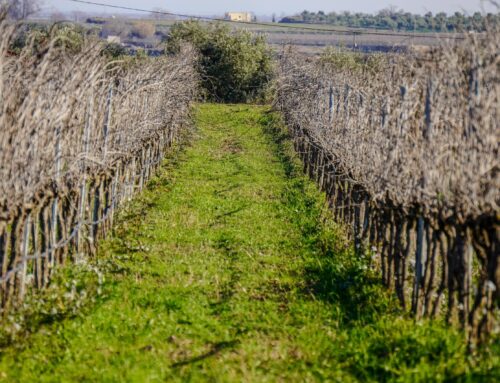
xmin=0 ymin=104 xmax=497 ymax=382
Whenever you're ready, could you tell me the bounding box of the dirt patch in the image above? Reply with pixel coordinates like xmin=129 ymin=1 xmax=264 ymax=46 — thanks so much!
xmin=221 ymin=138 xmax=243 ymax=154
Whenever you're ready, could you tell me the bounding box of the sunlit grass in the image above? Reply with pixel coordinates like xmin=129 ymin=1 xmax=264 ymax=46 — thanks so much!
xmin=0 ymin=104 xmax=497 ymax=382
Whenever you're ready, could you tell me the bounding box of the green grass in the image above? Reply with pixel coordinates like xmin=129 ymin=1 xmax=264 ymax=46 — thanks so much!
xmin=0 ymin=104 xmax=497 ymax=382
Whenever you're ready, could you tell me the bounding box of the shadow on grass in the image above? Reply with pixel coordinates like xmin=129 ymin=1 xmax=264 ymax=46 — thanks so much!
xmin=0 ymin=265 xmax=103 ymax=351
xmin=171 ymin=340 xmax=240 ymax=368
xmin=302 ymin=253 xmax=397 ymax=324
xmin=208 ymin=233 xmax=243 ymax=315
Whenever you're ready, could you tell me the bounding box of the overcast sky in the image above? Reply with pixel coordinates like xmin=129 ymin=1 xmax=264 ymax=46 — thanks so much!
xmin=45 ymin=1 xmax=495 ymax=16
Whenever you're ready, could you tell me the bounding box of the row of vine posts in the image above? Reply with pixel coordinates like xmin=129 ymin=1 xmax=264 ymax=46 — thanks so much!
xmin=296 ymin=131 xmax=497 ymax=342
xmin=277 ymin=50 xmax=499 ymax=344
xmin=0 ymin=77 xmax=190 ymax=313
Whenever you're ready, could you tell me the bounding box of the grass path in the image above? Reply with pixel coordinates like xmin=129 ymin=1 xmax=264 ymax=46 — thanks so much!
xmin=0 ymin=104 xmax=496 ymax=382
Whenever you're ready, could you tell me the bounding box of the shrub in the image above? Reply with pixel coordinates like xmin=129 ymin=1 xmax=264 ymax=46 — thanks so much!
xmin=102 ymin=20 xmax=130 ymax=38
xmin=320 ymin=47 xmax=386 ymax=75
xmin=167 ymin=21 xmax=273 ymax=103
xmin=86 ymin=17 xmax=106 ymax=25
xmin=102 ymin=42 xmax=127 ymax=58
xmin=9 ymin=24 xmax=87 ymax=54
xmin=131 ymin=21 xmax=156 ymax=39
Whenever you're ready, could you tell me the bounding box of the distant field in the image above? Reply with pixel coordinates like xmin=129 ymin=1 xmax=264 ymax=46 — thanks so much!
xmin=166 ymin=20 xmax=462 ymax=53
xmin=32 ymin=17 xmax=465 ymax=55
xmin=158 ymin=20 xmax=462 ymax=54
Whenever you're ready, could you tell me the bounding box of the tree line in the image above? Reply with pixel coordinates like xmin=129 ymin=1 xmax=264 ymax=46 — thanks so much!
xmin=280 ymin=8 xmax=499 ymax=32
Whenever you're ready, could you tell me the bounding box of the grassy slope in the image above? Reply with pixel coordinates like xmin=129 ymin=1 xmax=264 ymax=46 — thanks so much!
xmin=0 ymin=104 xmax=497 ymax=382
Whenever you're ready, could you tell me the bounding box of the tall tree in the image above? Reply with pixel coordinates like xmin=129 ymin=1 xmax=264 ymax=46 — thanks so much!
xmin=2 ymin=0 xmax=41 ymax=19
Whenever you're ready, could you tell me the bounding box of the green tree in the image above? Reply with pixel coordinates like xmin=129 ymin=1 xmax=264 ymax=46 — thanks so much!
xmin=167 ymin=21 xmax=273 ymax=103
xmin=435 ymin=12 xmax=447 ymax=32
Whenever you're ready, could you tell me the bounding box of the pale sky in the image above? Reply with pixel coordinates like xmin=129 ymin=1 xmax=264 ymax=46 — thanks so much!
xmin=44 ymin=0 xmax=496 ymax=16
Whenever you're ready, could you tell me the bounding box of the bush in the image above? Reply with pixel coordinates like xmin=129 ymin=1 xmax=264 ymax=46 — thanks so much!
xmin=102 ymin=20 xmax=130 ymax=38
xmin=167 ymin=21 xmax=273 ymax=103
xmin=9 ymin=24 xmax=87 ymax=54
xmin=320 ymin=47 xmax=386 ymax=75
xmin=102 ymin=42 xmax=128 ymax=58
xmin=131 ymin=21 xmax=156 ymax=39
